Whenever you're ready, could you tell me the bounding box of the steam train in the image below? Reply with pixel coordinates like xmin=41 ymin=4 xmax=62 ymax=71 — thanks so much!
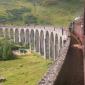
xmin=69 ymin=16 xmax=84 ymax=46
xmin=69 ymin=11 xmax=85 ymax=85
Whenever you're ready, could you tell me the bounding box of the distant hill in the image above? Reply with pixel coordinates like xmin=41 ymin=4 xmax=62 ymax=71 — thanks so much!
xmin=0 ymin=0 xmax=84 ymax=26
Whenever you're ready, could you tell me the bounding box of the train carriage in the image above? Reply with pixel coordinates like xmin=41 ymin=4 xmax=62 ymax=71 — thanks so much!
xmin=69 ymin=8 xmax=85 ymax=85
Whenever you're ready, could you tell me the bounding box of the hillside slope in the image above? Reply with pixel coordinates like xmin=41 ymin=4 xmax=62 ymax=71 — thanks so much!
xmin=0 ymin=0 xmax=84 ymax=26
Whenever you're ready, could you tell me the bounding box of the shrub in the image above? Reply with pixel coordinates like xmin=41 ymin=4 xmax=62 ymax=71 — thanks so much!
xmin=0 ymin=38 xmax=15 ymax=60
xmin=24 ymin=15 xmax=38 ymax=25
xmin=6 ymin=7 xmax=31 ymax=22
xmin=0 ymin=15 xmax=8 ymax=23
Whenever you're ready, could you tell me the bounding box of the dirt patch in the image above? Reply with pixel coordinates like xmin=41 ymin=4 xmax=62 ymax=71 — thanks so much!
xmin=12 ymin=49 xmax=31 ymax=56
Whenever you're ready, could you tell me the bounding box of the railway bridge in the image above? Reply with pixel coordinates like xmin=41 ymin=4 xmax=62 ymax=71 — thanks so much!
xmin=0 ymin=25 xmax=69 ymax=60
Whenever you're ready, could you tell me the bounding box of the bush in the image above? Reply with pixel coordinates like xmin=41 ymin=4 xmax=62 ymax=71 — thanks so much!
xmin=0 ymin=38 xmax=15 ymax=60
xmin=24 ymin=15 xmax=38 ymax=25
xmin=0 ymin=15 xmax=8 ymax=23
xmin=6 ymin=7 xmax=31 ymax=22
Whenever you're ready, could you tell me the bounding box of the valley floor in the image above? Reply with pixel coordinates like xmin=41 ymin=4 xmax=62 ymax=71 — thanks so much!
xmin=0 ymin=52 xmax=51 ymax=85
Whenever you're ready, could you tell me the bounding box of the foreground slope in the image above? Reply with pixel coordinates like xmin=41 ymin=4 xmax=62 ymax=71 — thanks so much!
xmin=0 ymin=53 xmax=51 ymax=85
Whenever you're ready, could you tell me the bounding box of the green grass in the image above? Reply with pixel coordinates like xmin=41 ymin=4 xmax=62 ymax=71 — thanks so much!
xmin=0 ymin=0 xmax=84 ymax=26
xmin=0 ymin=52 xmax=52 ymax=85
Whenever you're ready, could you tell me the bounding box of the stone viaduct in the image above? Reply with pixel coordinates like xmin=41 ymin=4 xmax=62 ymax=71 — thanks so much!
xmin=0 ymin=25 xmax=69 ymax=61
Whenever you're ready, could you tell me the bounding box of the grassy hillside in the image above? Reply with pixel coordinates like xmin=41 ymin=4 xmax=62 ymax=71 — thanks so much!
xmin=0 ymin=0 xmax=84 ymax=26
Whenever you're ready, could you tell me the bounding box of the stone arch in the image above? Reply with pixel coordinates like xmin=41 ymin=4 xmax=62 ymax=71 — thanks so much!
xmin=60 ymin=37 xmax=62 ymax=48
xmin=26 ymin=29 xmax=29 ymax=48
xmin=35 ymin=30 xmax=39 ymax=52
xmin=50 ymin=32 xmax=54 ymax=60
xmin=30 ymin=29 xmax=34 ymax=50
xmin=55 ymin=34 xmax=58 ymax=59
xmin=20 ymin=29 xmax=25 ymax=44
xmin=15 ymin=29 xmax=19 ymax=43
xmin=10 ymin=29 xmax=14 ymax=40
xmin=5 ymin=28 xmax=9 ymax=38
xmin=45 ymin=31 xmax=49 ymax=59
xmin=0 ymin=28 xmax=3 ymax=37
xmin=40 ymin=30 xmax=44 ymax=55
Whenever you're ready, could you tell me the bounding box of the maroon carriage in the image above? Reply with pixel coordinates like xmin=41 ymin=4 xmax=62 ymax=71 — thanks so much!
xmin=69 ymin=9 xmax=85 ymax=85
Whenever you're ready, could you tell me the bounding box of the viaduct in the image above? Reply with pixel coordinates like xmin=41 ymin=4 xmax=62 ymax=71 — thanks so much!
xmin=0 ymin=25 xmax=69 ymax=61
xmin=0 ymin=25 xmax=70 ymax=85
